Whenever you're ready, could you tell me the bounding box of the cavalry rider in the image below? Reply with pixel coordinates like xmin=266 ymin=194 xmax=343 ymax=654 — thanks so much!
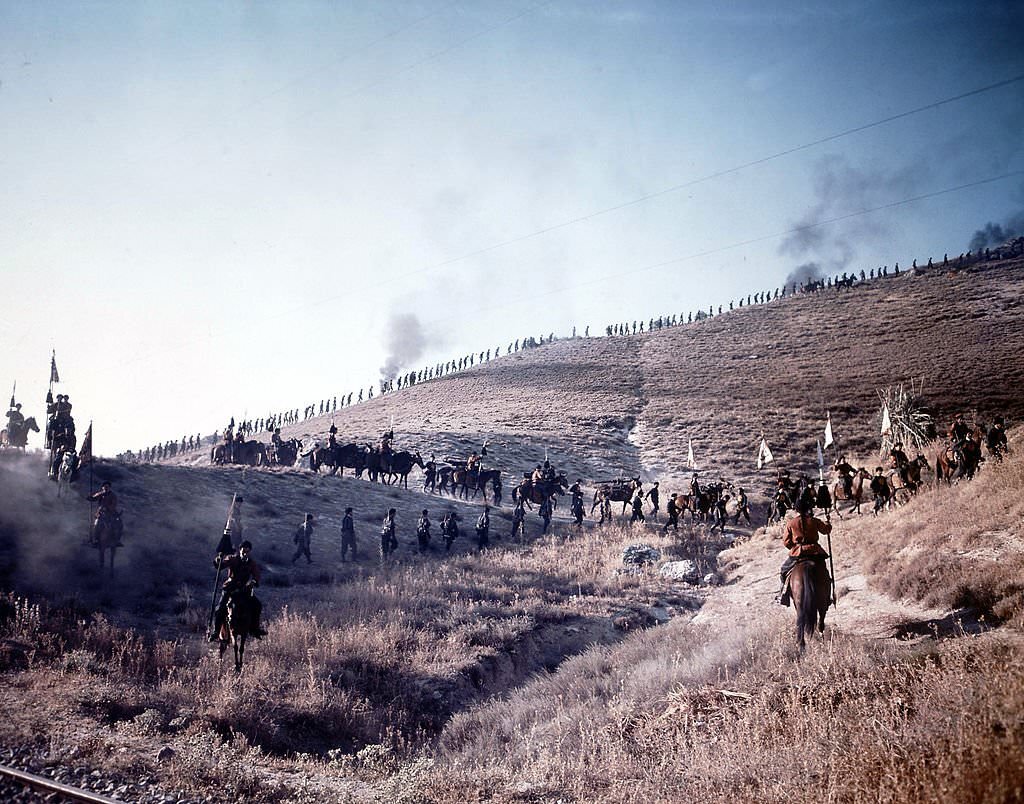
xmin=5 ymin=402 xmax=25 ymax=441
xmin=87 ymin=480 xmax=122 ymax=547
xmin=270 ymin=427 xmax=284 ymax=461
xmin=834 ymin=455 xmax=855 ymax=496
xmin=777 ymin=496 xmax=832 ymax=607
xmin=210 ymin=540 xmax=266 ymax=641
xmin=379 ymin=429 xmax=394 ymax=464
xmin=467 ymin=450 xmax=482 ymax=474
xmin=689 ymin=473 xmax=701 ymax=500
xmin=949 ymin=413 xmax=970 ymax=464
xmin=889 ymin=441 xmax=910 ymax=472
xmin=870 ymin=467 xmax=891 ymax=514
xmin=542 ymin=460 xmax=556 ymax=483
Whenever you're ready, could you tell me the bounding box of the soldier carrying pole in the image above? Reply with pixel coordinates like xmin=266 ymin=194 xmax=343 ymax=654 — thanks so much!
xmin=207 ymin=494 xmax=238 ymax=639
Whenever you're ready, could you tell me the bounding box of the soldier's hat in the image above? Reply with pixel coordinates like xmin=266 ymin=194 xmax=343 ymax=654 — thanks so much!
xmin=875 ymin=466 xmax=883 ymax=473
xmin=345 ymin=507 xmax=353 ymax=513
xmin=101 ymin=480 xmax=112 ymax=488
xmin=14 ymin=403 xmax=21 ymax=409
xmin=240 ymin=540 xmax=253 ymax=550
xmin=422 ymin=509 xmax=428 ymax=515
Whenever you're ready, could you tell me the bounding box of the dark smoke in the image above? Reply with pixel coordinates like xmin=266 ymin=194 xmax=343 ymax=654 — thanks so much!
xmin=784 ymin=262 xmax=825 ymax=286
xmin=380 ymin=312 xmax=429 ymax=382
xmin=779 ymin=155 xmax=924 ymax=279
xmin=969 ymin=210 xmax=1024 ymax=252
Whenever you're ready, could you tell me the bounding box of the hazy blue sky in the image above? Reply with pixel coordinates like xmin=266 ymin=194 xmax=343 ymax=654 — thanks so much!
xmin=2 ymin=0 xmax=1022 ymax=454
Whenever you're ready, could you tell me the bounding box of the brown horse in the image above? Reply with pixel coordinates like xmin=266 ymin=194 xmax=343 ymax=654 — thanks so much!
xmin=887 ymin=455 xmax=930 ymax=504
xmin=934 ymin=439 xmax=982 ymax=485
xmin=788 ymin=558 xmax=832 ymax=650
xmin=217 ymin=593 xmax=256 ymax=672
xmin=91 ymin=512 xmax=123 ymax=573
xmin=831 ymin=468 xmax=870 ymax=517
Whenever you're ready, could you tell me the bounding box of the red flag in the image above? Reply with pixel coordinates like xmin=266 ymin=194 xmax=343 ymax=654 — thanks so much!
xmin=79 ymin=423 xmax=93 ymax=466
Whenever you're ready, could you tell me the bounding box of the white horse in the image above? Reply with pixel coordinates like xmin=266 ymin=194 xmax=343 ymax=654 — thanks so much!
xmin=57 ymin=450 xmax=78 ymax=497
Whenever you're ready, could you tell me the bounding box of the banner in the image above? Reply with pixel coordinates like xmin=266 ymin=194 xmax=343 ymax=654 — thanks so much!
xmin=823 ymin=412 xmax=834 ymax=448
xmin=79 ymin=423 xmax=93 ymax=467
xmin=757 ymin=437 xmax=774 ymax=469
xmin=881 ymin=404 xmax=892 ymax=435
xmin=50 ymin=351 xmax=60 ymax=384
xmin=687 ymin=439 xmax=695 ymax=469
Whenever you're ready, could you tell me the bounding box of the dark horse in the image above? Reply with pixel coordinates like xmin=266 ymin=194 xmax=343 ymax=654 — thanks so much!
xmin=935 ymin=439 xmax=982 ymax=484
xmin=92 ymin=511 xmax=123 ymax=573
xmin=211 ymin=440 xmax=266 ymax=466
xmin=312 ymin=442 xmax=366 ymax=476
xmin=788 ymin=558 xmax=832 ymax=650
xmin=517 ymin=473 xmax=569 ymax=509
xmin=590 ymin=477 xmax=640 ymax=516
xmin=218 ymin=593 xmax=256 ymax=672
xmin=1 ymin=416 xmax=40 ymax=449
xmin=266 ymin=438 xmax=302 ymax=467
xmin=385 ymin=450 xmax=424 ymax=489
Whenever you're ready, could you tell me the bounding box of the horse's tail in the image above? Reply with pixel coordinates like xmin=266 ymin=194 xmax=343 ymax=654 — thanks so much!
xmin=793 ymin=564 xmax=818 ymax=645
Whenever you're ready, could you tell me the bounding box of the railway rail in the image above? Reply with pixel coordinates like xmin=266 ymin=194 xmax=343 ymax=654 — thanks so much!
xmin=0 ymin=761 xmax=123 ymax=803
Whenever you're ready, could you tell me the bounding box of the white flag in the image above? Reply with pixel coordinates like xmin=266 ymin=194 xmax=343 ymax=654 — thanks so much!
xmin=823 ymin=412 xmax=834 ymax=449
xmin=687 ymin=439 xmax=695 ymax=469
xmin=757 ymin=437 xmax=774 ymax=469
xmin=881 ymin=404 xmax=892 ymax=435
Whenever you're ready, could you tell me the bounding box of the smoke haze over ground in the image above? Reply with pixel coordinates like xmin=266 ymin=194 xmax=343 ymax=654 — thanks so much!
xmin=379 ymin=313 xmax=430 ymax=382
xmin=778 ymin=155 xmax=924 ymax=281
xmin=969 ymin=210 xmax=1024 ymax=252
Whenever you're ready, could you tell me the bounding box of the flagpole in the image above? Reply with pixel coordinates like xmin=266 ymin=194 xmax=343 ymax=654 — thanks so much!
xmin=87 ymin=421 xmax=94 ymax=545
xmin=827 ymin=529 xmax=837 ymax=609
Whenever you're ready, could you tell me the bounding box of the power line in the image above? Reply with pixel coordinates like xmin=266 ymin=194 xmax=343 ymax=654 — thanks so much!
xmin=420 ymin=169 xmax=1024 ymax=329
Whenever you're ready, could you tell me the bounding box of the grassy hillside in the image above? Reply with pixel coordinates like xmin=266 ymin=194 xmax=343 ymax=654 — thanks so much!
xmin=0 ymin=256 xmax=1022 ymax=803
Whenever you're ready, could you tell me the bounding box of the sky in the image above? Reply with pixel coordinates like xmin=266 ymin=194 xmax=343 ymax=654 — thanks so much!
xmin=2 ymin=0 xmax=1023 ymax=455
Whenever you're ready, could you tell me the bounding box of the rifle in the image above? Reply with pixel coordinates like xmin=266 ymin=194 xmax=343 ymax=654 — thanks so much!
xmin=207 ymin=494 xmax=237 ymax=638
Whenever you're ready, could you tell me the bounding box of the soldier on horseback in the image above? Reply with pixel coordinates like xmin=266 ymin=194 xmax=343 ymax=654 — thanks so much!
xmin=889 ymin=441 xmax=910 ymax=482
xmin=210 ymin=540 xmax=266 ymax=641
xmin=379 ymin=429 xmax=394 ymax=473
xmin=986 ymin=417 xmax=1008 ymax=460
xmin=777 ymin=497 xmax=832 ymax=607
xmin=87 ymin=481 xmax=123 ymax=547
xmin=5 ymin=402 xmax=24 ymax=436
xmin=834 ymin=455 xmax=855 ymax=496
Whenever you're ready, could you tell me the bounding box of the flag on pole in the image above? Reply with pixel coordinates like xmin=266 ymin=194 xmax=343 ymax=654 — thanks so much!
xmin=687 ymin=439 xmax=695 ymax=469
xmin=757 ymin=436 xmax=774 ymax=469
xmin=823 ymin=412 xmax=834 ymax=449
xmin=50 ymin=351 xmax=59 ymax=384
xmin=79 ymin=423 xmax=93 ymax=467
xmin=880 ymin=404 xmax=892 ymax=435
xmin=817 ymin=439 xmax=825 ymax=480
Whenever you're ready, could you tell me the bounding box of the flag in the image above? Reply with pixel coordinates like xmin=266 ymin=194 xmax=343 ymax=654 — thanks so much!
xmin=817 ymin=439 xmax=825 ymax=480
xmin=881 ymin=404 xmax=892 ymax=435
xmin=687 ymin=439 xmax=695 ymax=469
xmin=50 ymin=351 xmax=59 ymax=384
xmin=757 ymin=437 xmax=774 ymax=469
xmin=79 ymin=423 xmax=93 ymax=467
xmin=823 ymin=412 xmax=834 ymax=449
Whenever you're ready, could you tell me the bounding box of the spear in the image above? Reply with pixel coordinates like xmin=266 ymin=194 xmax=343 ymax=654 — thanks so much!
xmin=826 ymin=528 xmax=838 ymax=608
xmin=207 ymin=494 xmax=237 ymax=638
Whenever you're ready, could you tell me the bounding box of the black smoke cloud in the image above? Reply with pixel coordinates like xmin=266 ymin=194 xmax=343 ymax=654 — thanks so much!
xmin=380 ymin=312 xmax=430 ymax=382
xmin=969 ymin=210 xmax=1024 ymax=252
xmin=779 ymin=155 xmax=924 ymax=283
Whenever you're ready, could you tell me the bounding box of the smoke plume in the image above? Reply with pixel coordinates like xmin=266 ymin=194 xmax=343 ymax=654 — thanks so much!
xmin=968 ymin=210 xmax=1024 ymax=252
xmin=778 ymin=155 xmax=923 ymax=280
xmin=380 ymin=312 xmax=429 ymax=381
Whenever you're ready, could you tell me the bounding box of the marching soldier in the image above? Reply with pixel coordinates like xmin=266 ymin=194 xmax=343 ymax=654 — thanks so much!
xmin=340 ymin=507 xmax=357 ymax=561
xmin=475 ymin=506 xmax=490 ymax=550
xmin=292 ymin=513 xmax=314 ymax=564
xmin=381 ymin=508 xmax=398 ymax=559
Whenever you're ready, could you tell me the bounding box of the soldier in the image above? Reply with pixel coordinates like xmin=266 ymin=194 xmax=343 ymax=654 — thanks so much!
xmin=689 ymin=473 xmax=702 ymax=501
xmin=630 ymin=492 xmax=646 ymax=524
xmin=734 ymin=487 xmax=752 ymax=525
xmin=777 ymin=497 xmax=832 ymax=607
xmin=986 ymin=417 xmax=1009 ymax=460
xmin=539 ymin=496 xmax=552 ymax=534
xmin=340 ymin=507 xmax=357 ymax=561
xmin=834 ymin=455 xmax=855 ymax=496
xmin=270 ymin=428 xmax=284 ymax=462
xmin=443 ymin=511 xmax=460 ymax=552
xmin=380 ymin=508 xmax=398 ymax=559
xmin=644 ymin=481 xmax=660 ymax=521
xmin=423 ymin=456 xmax=437 ymax=493
xmin=87 ymin=481 xmax=122 ymax=547
xmin=210 ymin=540 xmax=266 ymax=641
xmin=467 ymin=451 xmax=482 ymax=473
xmin=870 ymin=468 xmax=890 ymax=515
xmin=569 ymin=479 xmax=584 ymax=527
xmin=663 ymin=493 xmax=680 ymax=532
xmin=5 ymin=402 xmax=24 ymax=437
xmin=710 ymin=494 xmax=729 ymax=534
xmin=475 ymin=506 xmax=490 ymax=551
xmin=416 ymin=509 xmax=432 ymax=553
xmin=292 ymin=513 xmax=314 ymax=564
xmin=511 ymin=500 xmax=526 ymax=540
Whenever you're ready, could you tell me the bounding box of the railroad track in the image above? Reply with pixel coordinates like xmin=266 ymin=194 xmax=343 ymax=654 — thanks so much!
xmin=0 ymin=761 xmax=123 ymax=803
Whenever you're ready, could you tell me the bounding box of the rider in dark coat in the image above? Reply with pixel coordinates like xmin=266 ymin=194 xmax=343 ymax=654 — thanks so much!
xmin=340 ymin=507 xmax=357 ymax=561
xmin=87 ymin=481 xmax=122 ymax=547
xmin=210 ymin=540 xmax=265 ymax=640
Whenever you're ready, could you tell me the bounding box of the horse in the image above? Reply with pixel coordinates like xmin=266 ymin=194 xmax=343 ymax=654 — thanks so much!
xmin=887 ymin=455 xmax=930 ymax=504
xmin=312 ymin=442 xmax=366 ymax=476
xmin=266 ymin=438 xmax=302 ymax=467
xmin=385 ymin=450 xmax=423 ymax=489
xmin=474 ymin=469 xmax=503 ymax=505
xmin=56 ymin=449 xmax=78 ymax=497
xmin=518 ymin=474 xmax=569 ymax=510
xmin=91 ymin=511 xmax=123 ymax=573
xmin=590 ymin=477 xmax=640 ymax=516
xmin=0 ymin=416 xmax=39 ymax=450
xmin=211 ymin=440 xmax=266 ymax=466
xmin=935 ymin=439 xmax=982 ymax=485
xmin=831 ymin=467 xmax=871 ymax=517
xmin=788 ymin=558 xmax=832 ymax=650
xmin=217 ymin=592 xmax=257 ymax=672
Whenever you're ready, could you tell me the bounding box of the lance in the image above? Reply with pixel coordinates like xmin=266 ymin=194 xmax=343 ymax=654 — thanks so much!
xmin=826 ymin=528 xmax=838 ymax=608
xmin=207 ymin=493 xmax=237 ymax=638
